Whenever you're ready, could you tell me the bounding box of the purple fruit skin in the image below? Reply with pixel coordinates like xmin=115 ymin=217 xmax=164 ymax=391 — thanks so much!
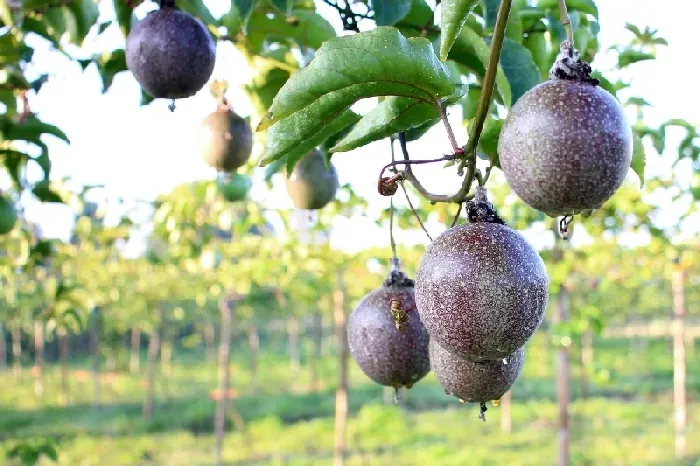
xmin=347 ymin=285 xmax=431 ymax=389
xmin=415 ymin=222 xmax=548 ymax=362
xmin=498 ymin=79 xmax=633 ymax=217
xmin=126 ymin=7 xmax=216 ymax=99
xmin=198 ymin=110 xmax=253 ymax=172
xmin=430 ymin=339 xmax=524 ymax=403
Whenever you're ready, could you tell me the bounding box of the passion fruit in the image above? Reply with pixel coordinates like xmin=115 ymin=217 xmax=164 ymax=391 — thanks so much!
xmin=0 ymin=195 xmax=17 ymax=234
xmin=218 ymin=173 xmax=251 ymax=202
xmin=497 ymin=41 xmax=632 ymax=217
xmin=414 ymin=188 xmax=549 ymax=362
xmin=286 ymin=149 xmax=338 ymax=210
xmin=126 ymin=6 xmax=216 ymax=99
xmin=347 ymin=259 xmax=430 ymax=391
xmin=198 ymin=105 xmax=253 ymax=172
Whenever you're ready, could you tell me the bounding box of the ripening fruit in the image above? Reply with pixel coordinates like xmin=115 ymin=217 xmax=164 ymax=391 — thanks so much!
xmin=198 ymin=106 xmax=253 ymax=172
xmin=498 ymin=50 xmax=632 ymax=217
xmin=218 ymin=173 xmax=251 ymax=202
xmin=347 ymin=263 xmax=430 ymax=391
xmin=286 ymin=149 xmax=338 ymax=210
xmin=415 ymin=191 xmax=548 ymax=362
xmin=430 ymin=340 xmax=524 ymax=404
xmin=0 ymin=196 xmax=17 ymax=234
xmin=126 ymin=7 xmax=216 ymax=99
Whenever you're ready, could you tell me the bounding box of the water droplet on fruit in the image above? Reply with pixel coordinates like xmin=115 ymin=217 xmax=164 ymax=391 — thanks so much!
xmin=394 ymin=387 xmax=402 ymax=404
xmin=168 ymin=100 xmax=176 ymax=112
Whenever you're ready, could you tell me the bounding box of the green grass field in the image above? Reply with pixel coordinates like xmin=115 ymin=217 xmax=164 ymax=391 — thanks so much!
xmin=1 ymin=333 xmax=698 ymax=465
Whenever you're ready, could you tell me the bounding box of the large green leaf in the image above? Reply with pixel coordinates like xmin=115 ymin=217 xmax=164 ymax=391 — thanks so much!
xmin=476 ymin=116 xmax=502 ymax=167
xmin=630 ymin=132 xmax=645 ymax=187
xmin=96 ymin=48 xmax=127 ymax=92
xmin=439 ymin=0 xmax=479 ymax=62
xmin=270 ymin=0 xmax=294 ymax=15
xmin=177 ymin=0 xmax=217 ymax=26
xmin=331 ymin=97 xmax=438 ymax=153
xmin=4 ymin=116 xmax=70 ymax=144
xmin=112 ymin=0 xmax=135 ymax=38
xmin=331 ymin=86 xmax=465 ymax=153
xmin=245 ymin=8 xmax=336 ymax=53
xmin=372 ymin=0 xmax=412 ymax=26
xmin=262 ymin=109 xmax=361 ymax=168
xmin=67 ymin=0 xmax=99 ymax=45
xmin=447 ymin=26 xmax=511 ymax=107
xmin=484 ymin=0 xmax=501 ymax=29
xmin=499 ymin=38 xmax=540 ymax=104
xmin=617 ymin=50 xmax=655 ymax=69
xmin=258 ymin=27 xmax=454 ymax=132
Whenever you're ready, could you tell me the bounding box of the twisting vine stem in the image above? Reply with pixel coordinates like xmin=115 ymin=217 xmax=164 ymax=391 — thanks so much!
xmin=450 ymin=203 xmax=463 ymax=228
xmin=384 ymin=0 xmax=513 ymax=205
xmin=388 ymin=140 xmax=398 ymax=259
xmin=557 ymin=0 xmax=574 ymax=45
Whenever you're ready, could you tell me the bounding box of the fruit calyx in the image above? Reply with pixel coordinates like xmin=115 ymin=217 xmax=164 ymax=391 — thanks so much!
xmin=383 ymin=257 xmax=414 ymax=288
xmin=550 ymin=40 xmax=599 ymax=86
xmin=466 ymin=187 xmax=506 ymax=225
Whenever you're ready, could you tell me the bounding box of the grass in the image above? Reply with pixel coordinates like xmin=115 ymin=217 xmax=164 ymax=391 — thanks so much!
xmin=1 ymin=333 xmax=698 ymax=465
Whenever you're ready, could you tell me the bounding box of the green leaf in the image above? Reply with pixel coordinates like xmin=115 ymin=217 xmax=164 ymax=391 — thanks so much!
xmin=258 ymin=27 xmax=454 ymax=131
xmin=33 ymin=182 xmax=64 ymax=203
xmin=372 ymin=0 xmax=412 ymax=26
xmin=535 ymin=0 xmax=598 ymax=17
xmin=439 ymin=0 xmax=479 ymax=62
xmin=113 ymin=0 xmax=135 ymax=37
xmin=93 ymin=48 xmax=127 ymax=92
xmin=499 ymin=38 xmax=541 ymax=104
xmin=484 ymin=0 xmax=501 ymax=29
xmin=68 ymin=0 xmax=99 ymax=45
xmin=448 ymin=26 xmax=511 ymax=107
xmin=523 ymin=28 xmax=550 ymax=78
xmin=617 ymin=49 xmax=655 ymax=68
xmin=404 ymin=118 xmax=439 ymax=141
xmin=331 ymin=87 xmax=465 ymax=152
xmin=396 ymin=0 xmax=433 ymax=29
xmin=263 ymin=109 xmax=360 ymax=168
xmin=270 ymin=0 xmax=293 ymax=15
xmin=630 ymin=132 xmax=645 ymax=187
xmin=5 ymin=116 xmax=70 ymax=144
xmin=476 ymin=116 xmax=502 ymax=167
xmin=331 ymin=97 xmax=439 ymax=153
xmin=264 ymin=157 xmax=286 ymax=181
xmin=177 ymin=0 xmax=217 ymax=26
xmin=245 ymin=8 xmax=336 ymax=53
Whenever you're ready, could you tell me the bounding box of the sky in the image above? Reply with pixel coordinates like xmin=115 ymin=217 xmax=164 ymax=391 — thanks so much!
xmin=12 ymin=0 xmax=700 ymax=255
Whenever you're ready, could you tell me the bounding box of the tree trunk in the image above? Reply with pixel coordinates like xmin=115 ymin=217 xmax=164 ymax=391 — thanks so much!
xmin=672 ymin=267 xmax=686 ymax=459
xmin=553 ymin=285 xmax=570 ymax=466
xmin=288 ymin=317 xmax=300 ymax=374
xmin=580 ymin=330 xmax=593 ymax=400
xmin=89 ymin=310 xmax=101 ymax=410
xmin=215 ymin=297 xmax=234 ymax=466
xmin=12 ymin=325 xmax=21 ymax=380
xmin=34 ymin=320 xmax=44 ymax=398
xmin=500 ymin=389 xmax=512 ymax=433
xmin=0 ymin=323 xmax=6 ymax=371
xmin=310 ymin=312 xmax=322 ymax=391
xmin=130 ymin=326 xmax=141 ymax=373
xmin=204 ymin=322 xmax=216 ymax=362
xmin=333 ymin=271 xmax=348 ymax=466
xmin=59 ymin=328 xmax=69 ymax=406
xmin=143 ymin=325 xmax=161 ymax=421
xmin=247 ymin=322 xmax=259 ymax=391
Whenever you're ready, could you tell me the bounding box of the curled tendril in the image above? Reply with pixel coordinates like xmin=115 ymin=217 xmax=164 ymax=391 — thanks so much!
xmin=558 ymin=215 xmax=574 ymax=240
xmin=378 ymin=173 xmax=403 ymax=196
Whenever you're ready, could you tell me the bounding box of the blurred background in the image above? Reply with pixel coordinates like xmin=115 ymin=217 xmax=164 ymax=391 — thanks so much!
xmin=0 ymin=0 xmax=698 ymax=465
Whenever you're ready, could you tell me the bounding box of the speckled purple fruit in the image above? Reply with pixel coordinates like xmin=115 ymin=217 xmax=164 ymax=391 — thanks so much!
xmin=498 ymin=79 xmax=632 ymax=217
xmin=286 ymin=149 xmax=338 ymax=210
xmin=198 ymin=109 xmax=253 ymax=172
xmin=415 ymin=222 xmax=548 ymax=362
xmin=429 ymin=339 xmax=524 ymax=403
xmin=126 ymin=7 xmax=215 ymax=99
xmin=347 ymin=284 xmax=430 ymax=389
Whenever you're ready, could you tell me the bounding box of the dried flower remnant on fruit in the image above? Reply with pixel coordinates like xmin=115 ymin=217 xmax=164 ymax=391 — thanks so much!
xmin=466 ymin=187 xmax=506 ymax=225
xmin=550 ymin=41 xmax=599 ymax=86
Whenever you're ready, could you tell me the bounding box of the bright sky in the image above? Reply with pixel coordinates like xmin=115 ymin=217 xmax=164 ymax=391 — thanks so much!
xmin=15 ymin=0 xmax=700 ymax=255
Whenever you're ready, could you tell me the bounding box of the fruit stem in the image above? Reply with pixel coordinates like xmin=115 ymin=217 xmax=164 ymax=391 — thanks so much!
xmin=159 ymin=0 xmax=175 ymax=7
xmin=557 ymin=0 xmax=574 ymax=46
xmin=462 ymin=0 xmax=512 ymax=161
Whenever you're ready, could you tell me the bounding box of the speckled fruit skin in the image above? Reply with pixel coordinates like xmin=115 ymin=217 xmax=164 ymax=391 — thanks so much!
xmin=198 ymin=109 xmax=253 ymax=172
xmin=415 ymin=222 xmax=548 ymax=362
xmin=286 ymin=150 xmax=339 ymax=210
xmin=126 ymin=7 xmax=215 ymax=99
xmin=429 ymin=339 xmax=524 ymax=403
xmin=0 ymin=196 xmax=17 ymax=234
xmin=498 ymin=79 xmax=632 ymax=217
xmin=347 ymin=285 xmax=431 ymax=389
